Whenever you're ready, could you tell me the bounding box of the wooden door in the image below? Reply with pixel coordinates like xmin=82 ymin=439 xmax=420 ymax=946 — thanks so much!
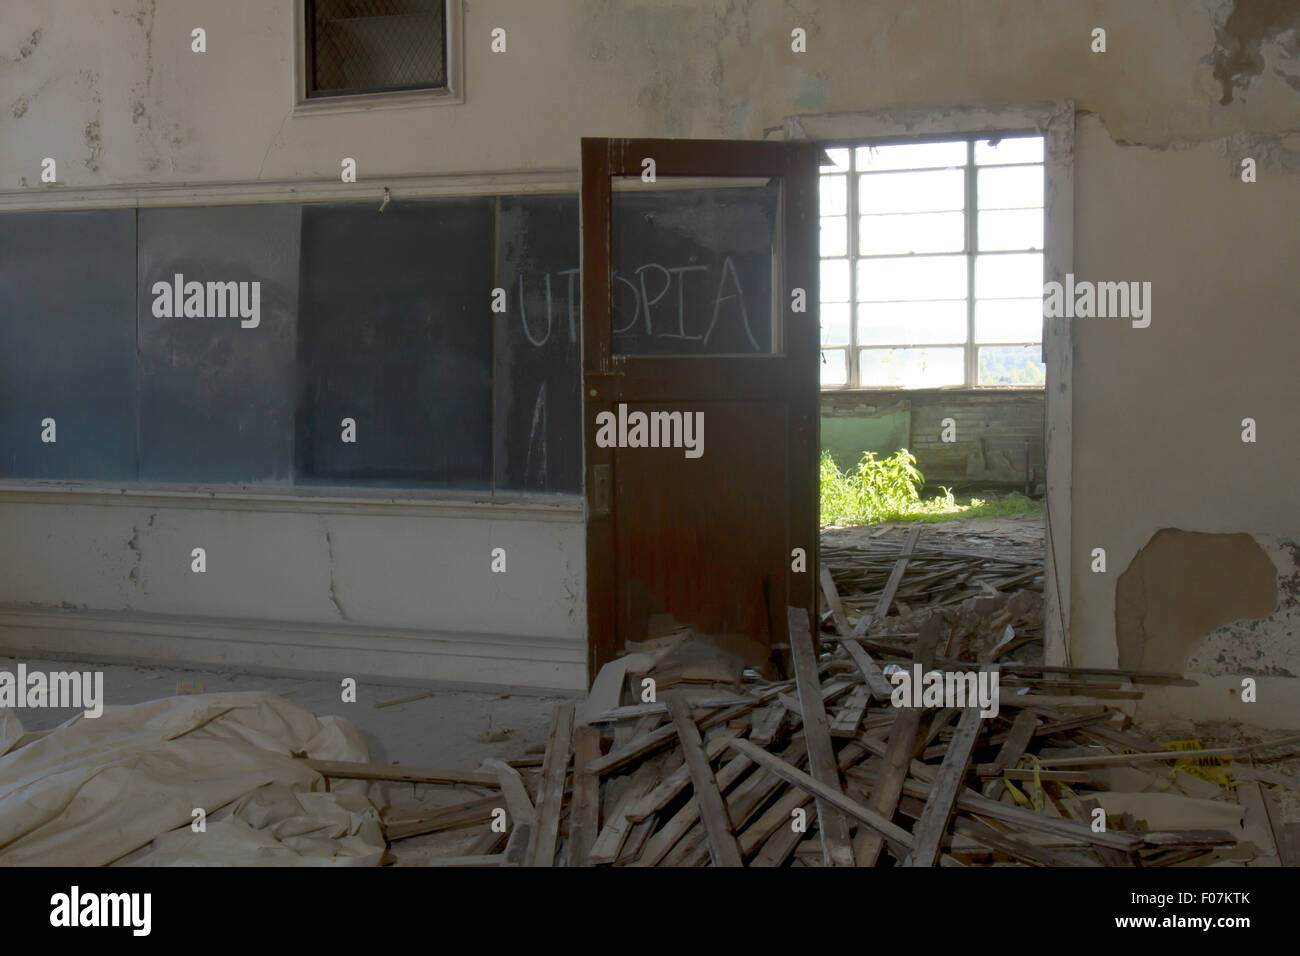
xmin=581 ymin=138 xmax=820 ymax=681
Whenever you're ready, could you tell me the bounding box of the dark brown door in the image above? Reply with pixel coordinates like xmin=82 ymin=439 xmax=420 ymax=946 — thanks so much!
xmin=581 ymin=138 xmax=820 ymax=681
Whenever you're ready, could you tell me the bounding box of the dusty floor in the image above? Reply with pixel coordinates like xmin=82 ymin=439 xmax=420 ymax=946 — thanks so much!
xmin=7 ymin=512 xmax=1297 ymax=861
xmin=4 ymin=654 xmax=565 ymax=769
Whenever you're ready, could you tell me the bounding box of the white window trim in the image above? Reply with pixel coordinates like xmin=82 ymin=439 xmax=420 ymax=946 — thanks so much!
xmin=780 ymin=101 xmax=1075 ymax=668
xmin=818 ymin=134 xmax=1046 ymax=389
xmin=291 ymin=0 xmax=465 ymax=115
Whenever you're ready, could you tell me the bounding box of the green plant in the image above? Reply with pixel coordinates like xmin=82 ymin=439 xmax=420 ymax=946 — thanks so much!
xmin=820 ymin=448 xmax=1044 ymax=526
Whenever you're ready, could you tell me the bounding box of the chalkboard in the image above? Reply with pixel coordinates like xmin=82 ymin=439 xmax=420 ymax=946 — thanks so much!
xmin=137 ymin=204 xmax=300 ymax=484
xmin=611 ymin=185 xmax=779 ymax=355
xmin=494 ymin=196 xmax=583 ymax=494
xmin=0 ymin=209 xmax=137 ymax=480
xmin=296 ymin=199 xmax=494 ymax=488
xmin=2 ymin=187 xmax=779 ymax=493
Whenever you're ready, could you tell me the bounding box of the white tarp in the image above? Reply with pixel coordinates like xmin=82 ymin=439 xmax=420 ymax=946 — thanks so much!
xmin=0 ymin=692 xmax=386 ymax=866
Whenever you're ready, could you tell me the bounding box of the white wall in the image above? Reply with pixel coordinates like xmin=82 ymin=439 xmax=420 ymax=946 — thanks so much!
xmin=0 ymin=491 xmax=586 ymax=688
xmin=2 ymin=0 xmax=1299 ymax=704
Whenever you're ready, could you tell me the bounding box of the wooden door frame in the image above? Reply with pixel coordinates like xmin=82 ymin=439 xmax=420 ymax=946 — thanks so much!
xmin=580 ymin=137 xmax=820 ymax=683
xmin=775 ymin=101 xmax=1075 ymax=666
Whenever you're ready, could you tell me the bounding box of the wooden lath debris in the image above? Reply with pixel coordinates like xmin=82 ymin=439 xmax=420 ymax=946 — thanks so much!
xmin=353 ymin=535 xmax=1297 ymax=866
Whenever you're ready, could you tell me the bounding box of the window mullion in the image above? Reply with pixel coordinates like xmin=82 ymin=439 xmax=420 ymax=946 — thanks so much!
xmin=964 ymin=138 xmax=978 ymax=387
xmin=847 ymin=147 xmax=859 ymax=387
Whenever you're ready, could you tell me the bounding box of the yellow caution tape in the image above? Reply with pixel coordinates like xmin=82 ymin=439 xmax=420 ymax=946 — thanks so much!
xmin=1162 ymin=739 xmax=1234 ymax=788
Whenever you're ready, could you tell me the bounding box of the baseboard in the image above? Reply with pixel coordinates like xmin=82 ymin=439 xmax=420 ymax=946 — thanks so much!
xmin=0 ymin=606 xmax=586 ymax=692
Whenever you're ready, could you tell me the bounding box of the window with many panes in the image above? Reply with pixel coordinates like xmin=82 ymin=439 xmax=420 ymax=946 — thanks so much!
xmin=819 ymin=134 xmax=1046 ymax=388
xmin=303 ymin=0 xmax=451 ymax=99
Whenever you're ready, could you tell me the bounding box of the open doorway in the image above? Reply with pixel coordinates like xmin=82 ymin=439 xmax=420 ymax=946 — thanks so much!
xmin=815 ymin=128 xmax=1052 ymax=666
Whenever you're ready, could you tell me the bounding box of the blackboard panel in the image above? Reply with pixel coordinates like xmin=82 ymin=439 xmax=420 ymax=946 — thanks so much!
xmin=137 ymin=205 xmax=300 ymax=484
xmin=296 ymin=199 xmax=494 ymax=488
xmin=0 ymin=209 xmax=137 ymax=480
xmin=494 ymin=195 xmax=582 ymax=494
xmin=611 ymin=185 xmax=779 ymax=355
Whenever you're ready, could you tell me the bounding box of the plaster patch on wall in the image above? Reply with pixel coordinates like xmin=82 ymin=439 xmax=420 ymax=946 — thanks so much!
xmin=1207 ymin=0 xmax=1300 ymax=105
xmin=1214 ymin=128 xmax=1300 ymax=174
xmin=1187 ymin=538 xmax=1300 ymax=676
xmin=1116 ymin=529 xmax=1281 ymax=674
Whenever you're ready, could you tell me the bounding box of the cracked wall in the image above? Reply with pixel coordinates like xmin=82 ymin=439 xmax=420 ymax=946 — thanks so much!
xmin=1 ymin=0 xmax=1298 ymax=698
xmin=3 ymin=0 xmax=1299 ymax=187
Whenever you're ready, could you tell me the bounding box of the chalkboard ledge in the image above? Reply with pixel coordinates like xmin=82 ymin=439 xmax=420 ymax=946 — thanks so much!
xmin=0 ymin=481 xmax=584 ymax=522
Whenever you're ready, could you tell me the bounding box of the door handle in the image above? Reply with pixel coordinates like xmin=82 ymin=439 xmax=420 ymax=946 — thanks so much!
xmin=592 ymin=463 xmax=611 ymax=517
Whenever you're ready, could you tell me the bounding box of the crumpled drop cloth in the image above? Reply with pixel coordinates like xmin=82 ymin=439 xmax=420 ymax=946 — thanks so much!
xmin=0 ymin=692 xmax=386 ymax=866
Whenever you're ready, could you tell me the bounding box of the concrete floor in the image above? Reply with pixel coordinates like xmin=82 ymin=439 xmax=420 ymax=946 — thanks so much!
xmin=4 ymin=654 xmax=567 ymax=770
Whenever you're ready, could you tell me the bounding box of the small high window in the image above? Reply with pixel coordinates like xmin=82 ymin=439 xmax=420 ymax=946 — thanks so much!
xmin=297 ymin=0 xmax=462 ymax=110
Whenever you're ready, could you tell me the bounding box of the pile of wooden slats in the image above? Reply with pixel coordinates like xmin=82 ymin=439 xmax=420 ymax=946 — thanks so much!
xmin=306 ymin=533 xmax=1296 ymax=866
xmin=820 ymin=527 xmax=1045 ymax=633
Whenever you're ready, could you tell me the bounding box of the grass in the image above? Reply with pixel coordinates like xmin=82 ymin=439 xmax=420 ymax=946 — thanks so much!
xmin=820 ymin=448 xmax=1045 ymax=527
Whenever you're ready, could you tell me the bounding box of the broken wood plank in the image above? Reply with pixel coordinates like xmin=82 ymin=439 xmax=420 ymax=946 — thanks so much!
xmin=567 ymin=725 xmax=601 ymax=867
xmin=841 ymin=639 xmax=895 ymax=700
xmin=626 ymin=728 xmax=740 ymax=822
xmin=753 ymin=805 xmax=817 ymax=867
xmin=728 ymin=738 xmax=913 ymax=855
xmin=830 ymin=685 xmax=871 ymax=738
xmin=999 ymin=663 xmax=1197 ymax=686
xmin=750 ymin=702 xmax=786 ymax=745
xmin=904 ymin=706 xmax=984 ymax=867
xmin=665 ymin=693 xmax=744 ymax=867
xmin=973 ymin=766 xmax=1090 ymax=783
xmin=787 ymin=605 xmax=855 ymax=867
xmin=1037 ymin=733 xmax=1300 ymax=767
xmin=423 ymin=853 xmax=508 ymax=867
xmin=900 ymin=777 xmax=1144 ymax=852
xmin=982 ymin=708 xmax=1038 ymax=801
xmin=851 ymin=525 xmax=922 ymax=637
xmin=483 ymin=758 xmax=534 ymax=867
xmin=305 ymin=758 xmax=496 ymax=788
xmin=854 ymin=612 xmax=942 ymax=866
xmin=374 ymin=689 xmax=434 ymax=709
xmin=588 ymin=760 xmax=661 ymax=865
xmin=952 ymin=816 xmax=1103 ymax=867
xmin=526 ymin=701 xmax=574 ymax=867
xmin=384 ymin=795 xmax=499 ymax=841
xmin=819 ymin=564 xmax=853 ymax=636
xmin=633 ymin=751 xmax=752 ymax=867
xmin=585 ymin=697 xmax=762 ymax=775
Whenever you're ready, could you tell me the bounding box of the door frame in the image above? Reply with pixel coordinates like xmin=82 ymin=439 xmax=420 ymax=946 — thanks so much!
xmin=579 ymin=137 xmax=821 ymax=682
xmin=774 ymin=101 xmax=1075 ymax=667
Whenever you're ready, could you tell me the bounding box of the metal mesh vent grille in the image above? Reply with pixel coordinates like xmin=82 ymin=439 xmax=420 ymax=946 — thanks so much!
xmin=306 ymin=0 xmax=447 ymax=97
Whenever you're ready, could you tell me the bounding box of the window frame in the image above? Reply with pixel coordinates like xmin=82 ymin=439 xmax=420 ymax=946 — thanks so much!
xmin=818 ymin=129 xmax=1047 ymax=391
xmin=292 ymin=0 xmax=465 ymax=114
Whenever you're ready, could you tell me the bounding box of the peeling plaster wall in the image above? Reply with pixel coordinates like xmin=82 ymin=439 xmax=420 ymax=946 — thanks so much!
xmin=4 ymin=0 xmax=1300 ymax=185
xmin=1116 ymin=530 xmax=1281 ymax=674
xmin=2 ymin=0 xmax=1298 ymax=700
